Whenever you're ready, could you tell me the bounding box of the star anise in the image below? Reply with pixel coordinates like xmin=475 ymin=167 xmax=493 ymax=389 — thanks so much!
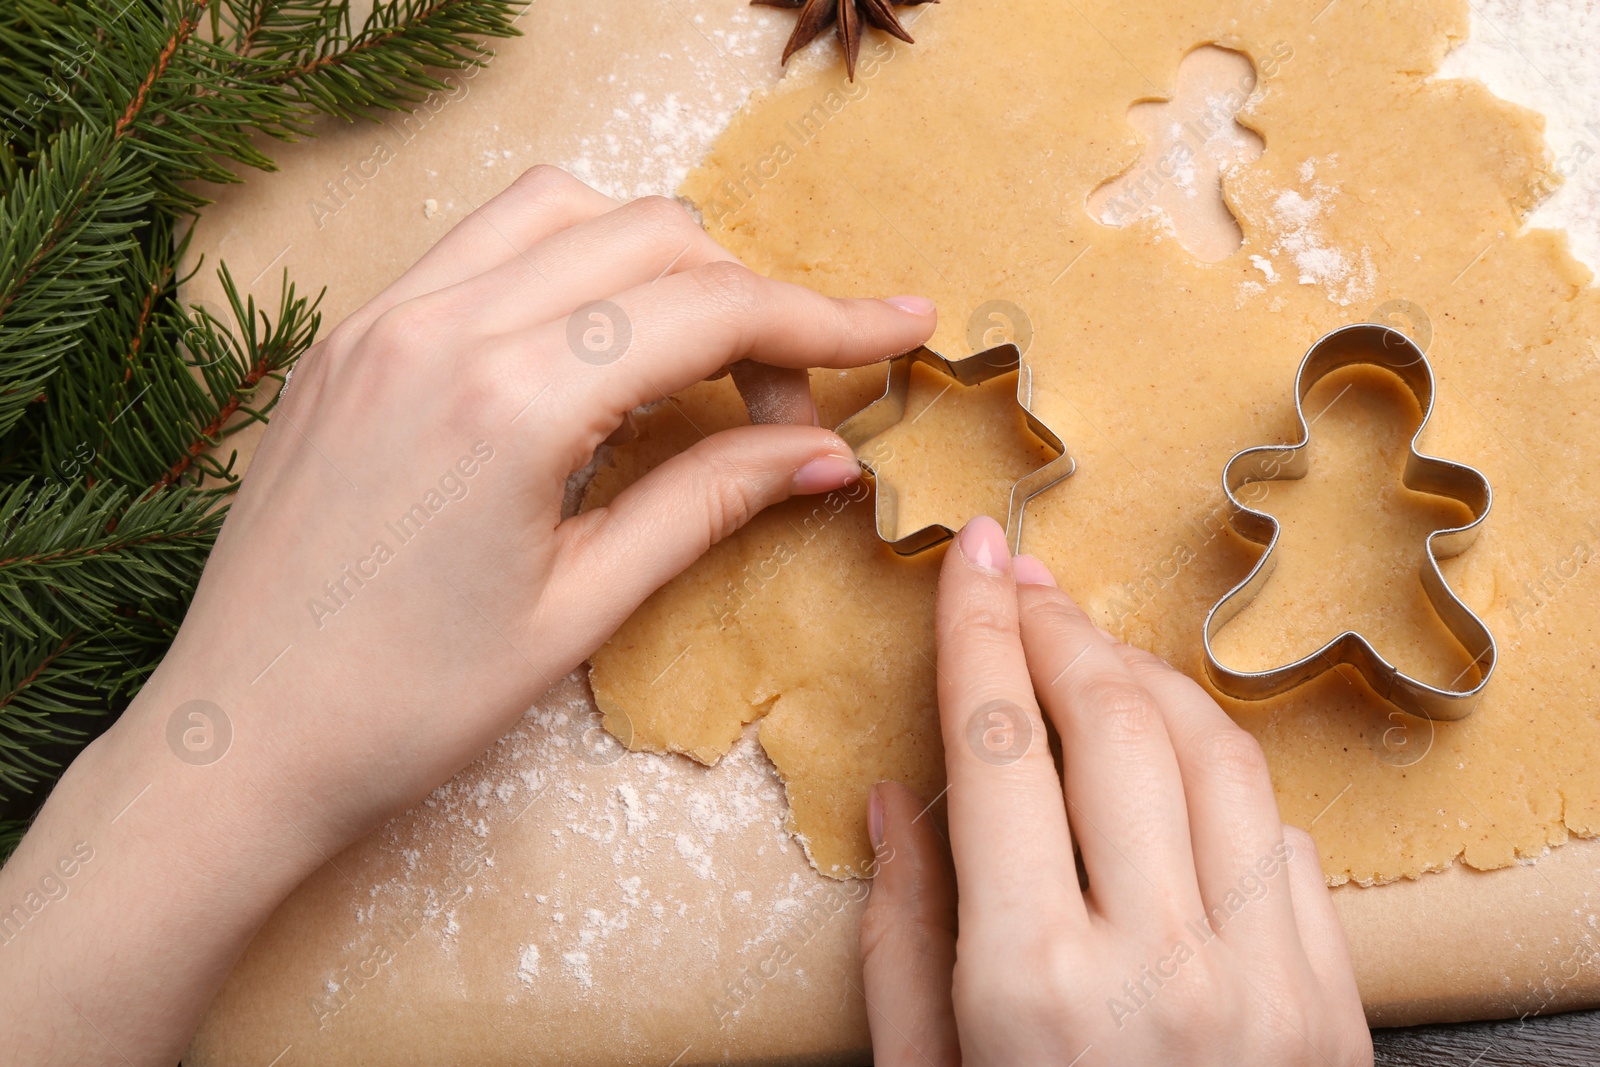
xmin=752 ymin=0 xmax=935 ymax=80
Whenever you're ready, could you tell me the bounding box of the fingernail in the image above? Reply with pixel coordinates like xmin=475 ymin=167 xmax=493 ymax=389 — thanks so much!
xmin=957 ymin=515 xmax=1009 ymax=576
xmin=1013 ymin=554 xmax=1057 ymax=587
xmin=882 ymin=295 xmax=935 ymax=316
xmin=868 ymin=784 xmax=885 ymax=851
xmin=1095 ymin=626 xmax=1117 ymax=642
xmin=791 ymin=454 xmax=860 ymax=495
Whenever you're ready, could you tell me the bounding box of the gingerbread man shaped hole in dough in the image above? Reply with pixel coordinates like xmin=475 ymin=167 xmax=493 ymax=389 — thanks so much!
xmin=1087 ymin=43 xmax=1265 ymax=263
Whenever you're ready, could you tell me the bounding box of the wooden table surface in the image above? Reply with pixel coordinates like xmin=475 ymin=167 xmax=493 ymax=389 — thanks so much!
xmin=819 ymin=1012 xmax=1600 ymax=1065
xmin=1372 ymin=1011 xmax=1600 ymax=1066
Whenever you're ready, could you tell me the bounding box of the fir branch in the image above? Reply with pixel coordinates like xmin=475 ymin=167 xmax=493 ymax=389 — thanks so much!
xmin=0 ymin=481 xmax=223 ymax=642
xmin=57 ymin=1 xmax=308 ymax=201
xmin=0 ymin=124 xmax=152 ymax=436
xmin=25 ymin=221 xmax=183 ymax=489
xmin=0 ymin=609 xmax=182 ymax=800
xmin=114 ymin=0 xmax=210 ymax=139
xmin=145 ymin=265 xmax=320 ymax=491
xmin=261 ymin=0 xmax=522 ymax=120
xmin=0 ymin=0 xmax=522 ymax=861
xmin=0 ymin=0 xmax=84 ymax=153
xmin=217 ymin=0 xmax=290 ymax=57
xmin=0 ymin=630 xmax=98 ymax=796
xmin=235 ymin=0 xmax=347 ymax=60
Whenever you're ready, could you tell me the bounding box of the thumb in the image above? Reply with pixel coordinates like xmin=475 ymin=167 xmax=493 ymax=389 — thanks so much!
xmin=542 ymin=422 xmax=858 ymax=646
xmin=860 ymin=781 xmax=961 ymax=1067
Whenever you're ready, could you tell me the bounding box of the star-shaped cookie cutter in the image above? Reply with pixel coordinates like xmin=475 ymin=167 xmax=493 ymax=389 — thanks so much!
xmin=835 ymin=342 xmax=1075 ymax=555
xmin=1201 ymin=323 xmax=1497 ymax=721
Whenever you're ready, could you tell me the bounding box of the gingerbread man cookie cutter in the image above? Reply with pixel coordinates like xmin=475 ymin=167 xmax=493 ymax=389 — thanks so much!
xmin=1202 ymin=323 xmax=1496 ymax=721
xmin=836 ymin=342 xmax=1075 ymax=555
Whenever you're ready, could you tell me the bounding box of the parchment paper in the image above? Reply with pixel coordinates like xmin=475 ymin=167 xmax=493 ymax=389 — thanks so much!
xmin=183 ymin=1 xmax=1600 ymax=1060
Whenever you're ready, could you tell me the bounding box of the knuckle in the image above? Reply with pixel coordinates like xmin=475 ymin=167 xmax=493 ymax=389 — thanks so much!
xmin=630 ymin=194 xmax=697 ymax=238
xmin=699 ymin=459 xmax=759 ymax=540
xmin=1281 ymin=822 xmax=1316 ymax=853
xmin=275 ymin=344 xmax=328 ymax=410
xmin=1022 ymin=595 xmax=1092 ymax=642
xmin=504 ymin=164 xmax=588 ymax=225
xmin=856 ymin=897 xmax=897 ymax=961
xmin=1219 ymin=972 xmax=1329 ymax=1065
xmin=816 ymin=296 xmax=855 ymax=365
xmin=1169 ymin=981 xmax=1236 ymax=1040
xmin=1196 ymin=725 xmax=1270 ymax=786
xmin=366 ymin=296 xmax=448 ymax=356
xmin=1155 ymin=991 xmax=1211 ymax=1038
xmin=946 ymin=586 xmax=1017 ymax=647
xmin=1036 ymin=945 xmax=1083 ymax=1010
xmin=1146 ymin=962 xmax=1239 ymax=1037
xmin=1079 ymin=678 xmax=1162 ymax=743
xmin=1280 ymin=823 xmax=1317 ymax=867
xmin=446 ymin=361 xmax=505 ymax=424
xmin=865 ymin=909 xmax=957 ymax=965
xmin=1119 ymin=644 xmax=1169 ymax=675
xmin=512 ymin=163 xmax=578 ymax=199
xmin=364 ymin=310 xmax=414 ymax=356
xmin=322 ymin=316 xmax=366 ymax=357
xmin=694 ymin=260 xmax=762 ymax=319
xmin=1002 ymin=943 xmax=1081 ymax=1030
xmin=291 ymin=339 xmax=330 ymax=379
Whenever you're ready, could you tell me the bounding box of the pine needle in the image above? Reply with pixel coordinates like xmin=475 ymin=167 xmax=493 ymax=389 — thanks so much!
xmin=0 ymin=0 xmax=523 ymax=856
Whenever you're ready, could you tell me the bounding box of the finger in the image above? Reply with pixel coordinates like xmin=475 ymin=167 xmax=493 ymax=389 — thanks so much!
xmin=541 ymin=262 xmax=934 ymax=417
xmin=729 ymin=361 xmax=817 ymax=426
xmin=935 ymin=518 xmax=1082 ymax=925
xmin=708 ymin=332 xmax=817 ymax=429
xmin=859 ymin=782 xmax=960 ymax=1067
xmin=356 ymin=166 xmax=617 ymax=324
xmin=536 ymin=424 xmax=861 ymax=653
xmin=1111 ymin=641 xmax=1302 ymax=952
xmin=441 ymin=189 xmax=825 ymax=428
xmin=1280 ymin=825 xmax=1361 ymax=1003
xmin=453 ymin=193 xmax=735 ymax=335
xmin=1014 ymin=571 xmax=1201 ymax=925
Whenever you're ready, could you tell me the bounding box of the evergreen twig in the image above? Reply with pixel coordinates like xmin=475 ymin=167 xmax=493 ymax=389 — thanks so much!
xmin=0 ymin=0 xmax=522 ymax=858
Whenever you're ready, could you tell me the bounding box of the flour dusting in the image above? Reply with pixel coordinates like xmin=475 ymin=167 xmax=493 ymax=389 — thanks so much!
xmin=559 ymin=6 xmax=787 ymax=200
xmin=305 ymin=665 xmax=830 ymax=1014
xmin=1263 ymin=169 xmax=1376 ymax=306
xmin=516 ymin=943 xmax=540 ymax=983
xmin=1439 ymin=0 xmax=1600 ymax=273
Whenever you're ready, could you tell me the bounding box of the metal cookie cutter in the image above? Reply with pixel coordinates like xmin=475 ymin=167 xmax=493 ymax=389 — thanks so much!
xmin=1201 ymin=323 xmax=1496 ymax=721
xmin=835 ymin=342 xmax=1075 ymax=555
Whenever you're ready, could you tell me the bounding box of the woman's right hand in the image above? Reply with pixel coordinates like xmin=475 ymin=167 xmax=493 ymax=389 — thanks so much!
xmin=858 ymin=516 xmax=1373 ymax=1066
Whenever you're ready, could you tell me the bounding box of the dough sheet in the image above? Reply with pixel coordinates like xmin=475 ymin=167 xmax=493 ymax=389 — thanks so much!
xmin=590 ymin=0 xmax=1600 ymax=884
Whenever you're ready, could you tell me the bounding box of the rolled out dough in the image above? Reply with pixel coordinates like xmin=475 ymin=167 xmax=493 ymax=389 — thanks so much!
xmin=590 ymin=0 xmax=1600 ymax=884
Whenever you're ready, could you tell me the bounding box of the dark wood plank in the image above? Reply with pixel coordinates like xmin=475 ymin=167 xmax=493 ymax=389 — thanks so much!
xmin=834 ymin=1014 xmax=1600 ymax=1066
xmin=1373 ymin=1011 xmax=1600 ymax=1066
